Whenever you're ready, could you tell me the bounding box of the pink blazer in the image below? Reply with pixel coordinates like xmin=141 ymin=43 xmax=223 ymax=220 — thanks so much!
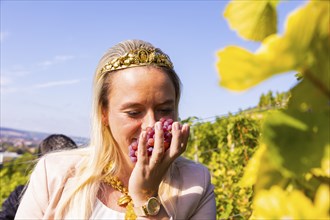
xmin=15 ymin=153 xmax=216 ymax=219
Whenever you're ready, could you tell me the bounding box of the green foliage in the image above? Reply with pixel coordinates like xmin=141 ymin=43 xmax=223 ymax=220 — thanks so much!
xmin=224 ymin=0 xmax=278 ymax=41
xmin=184 ymin=113 xmax=261 ymax=219
xmin=0 ymin=153 xmax=37 ymax=206
xmin=257 ymin=90 xmax=290 ymax=109
xmin=217 ymin=0 xmax=329 ymax=218
xmin=217 ymin=1 xmax=329 ymax=91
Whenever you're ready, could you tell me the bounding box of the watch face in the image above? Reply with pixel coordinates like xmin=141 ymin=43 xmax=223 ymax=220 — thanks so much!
xmin=147 ymin=197 xmax=160 ymax=215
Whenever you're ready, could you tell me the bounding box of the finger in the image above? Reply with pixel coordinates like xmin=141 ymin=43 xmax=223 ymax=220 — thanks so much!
xmin=150 ymin=122 xmax=164 ymax=167
xmin=165 ymin=122 xmax=182 ymax=160
xmin=180 ymin=124 xmax=190 ymax=151
xmin=137 ymin=131 xmax=148 ymax=165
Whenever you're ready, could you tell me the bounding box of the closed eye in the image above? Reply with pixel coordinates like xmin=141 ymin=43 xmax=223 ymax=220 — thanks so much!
xmin=158 ymin=108 xmax=174 ymax=115
xmin=160 ymin=108 xmax=173 ymax=113
xmin=126 ymin=111 xmax=141 ymax=117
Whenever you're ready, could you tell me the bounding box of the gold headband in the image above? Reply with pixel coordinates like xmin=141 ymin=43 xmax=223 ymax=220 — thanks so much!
xmin=100 ymin=47 xmax=173 ymax=74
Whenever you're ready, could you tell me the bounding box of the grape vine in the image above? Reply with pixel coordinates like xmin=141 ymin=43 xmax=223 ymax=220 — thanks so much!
xmin=216 ymin=0 xmax=329 ymax=218
xmin=183 ymin=113 xmax=261 ymax=219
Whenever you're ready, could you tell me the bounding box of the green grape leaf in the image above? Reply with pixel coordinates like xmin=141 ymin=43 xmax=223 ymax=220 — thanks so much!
xmin=288 ymin=78 xmax=329 ymax=112
xmin=216 ymin=46 xmax=269 ymax=90
xmin=251 ymin=186 xmax=330 ymax=219
xmin=285 ymin=1 xmax=329 ymax=52
xmin=224 ymin=0 xmax=278 ymax=41
xmin=220 ymin=202 xmax=233 ymax=219
xmin=217 ymin=1 xmax=329 ymax=91
xmin=262 ymin=110 xmax=329 ymax=176
xmin=216 ymin=35 xmax=296 ymax=91
xmin=240 ymin=144 xmax=288 ymax=192
xmin=321 ymin=145 xmax=330 ymax=177
xmin=314 ymin=184 xmax=330 ymax=215
xmin=302 ymin=36 xmax=330 ymax=95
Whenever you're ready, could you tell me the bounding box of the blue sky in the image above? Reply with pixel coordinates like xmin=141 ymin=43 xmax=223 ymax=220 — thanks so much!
xmin=1 ymin=1 xmax=306 ymax=138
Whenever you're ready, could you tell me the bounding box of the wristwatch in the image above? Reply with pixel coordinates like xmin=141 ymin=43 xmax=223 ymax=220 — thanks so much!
xmin=133 ymin=197 xmax=161 ymax=216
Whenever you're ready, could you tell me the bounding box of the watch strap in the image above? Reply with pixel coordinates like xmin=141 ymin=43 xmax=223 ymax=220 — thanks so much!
xmin=133 ymin=196 xmax=160 ymax=217
xmin=133 ymin=204 xmax=148 ymax=216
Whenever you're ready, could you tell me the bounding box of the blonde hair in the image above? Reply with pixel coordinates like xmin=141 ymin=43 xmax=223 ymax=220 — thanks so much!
xmin=54 ymin=40 xmax=182 ymax=219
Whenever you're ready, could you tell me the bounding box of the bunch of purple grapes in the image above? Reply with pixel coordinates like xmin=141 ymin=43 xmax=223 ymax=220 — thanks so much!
xmin=129 ymin=118 xmax=174 ymax=163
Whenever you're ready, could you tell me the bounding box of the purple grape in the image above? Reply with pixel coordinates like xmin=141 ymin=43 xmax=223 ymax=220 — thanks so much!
xmin=128 ymin=118 xmax=174 ymax=163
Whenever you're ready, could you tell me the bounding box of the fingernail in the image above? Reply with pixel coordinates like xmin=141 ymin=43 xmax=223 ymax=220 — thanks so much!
xmin=173 ymin=123 xmax=179 ymax=131
xmin=156 ymin=122 xmax=162 ymax=130
xmin=141 ymin=131 xmax=146 ymax=140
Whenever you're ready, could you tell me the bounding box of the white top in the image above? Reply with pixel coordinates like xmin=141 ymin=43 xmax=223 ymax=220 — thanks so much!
xmin=90 ymin=199 xmax=125 ymax=219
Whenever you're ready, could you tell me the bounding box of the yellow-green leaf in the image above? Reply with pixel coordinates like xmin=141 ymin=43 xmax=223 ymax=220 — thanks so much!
xmin=314 ymin=184 xmax=330 ymax=215
xmin=284 ymin=1 xmax=329 ymax=52
xmin=217 ymin=1 xmax=329 ymax=91
xmin=224 ymin=0 xmax=278 ymax=41
xmin=251 ymin=186 xmax=330 ymax=219
xmin=217 ymin=46 xmax=270 ymax=90
xmin=263 ymin=109 xmax=329 ymax=176
xmin=217 ymin=36 xmax=296 ymax=91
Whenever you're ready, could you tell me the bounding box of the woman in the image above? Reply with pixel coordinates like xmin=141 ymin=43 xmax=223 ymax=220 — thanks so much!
xmin=15 ymin=39 xmax=216 ymax=219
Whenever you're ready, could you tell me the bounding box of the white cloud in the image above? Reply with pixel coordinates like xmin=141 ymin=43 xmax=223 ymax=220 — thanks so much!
xmin=1 ymin=78 xmax=81 ymax=94
xmin=0 ymin=69 xmax=30 ymax=92
xmin=0 ymin=75 xmax=19 ymax=94
xmin=1 ymin=55 xmax=78 ymax=93
xmin=0 ymin=75 xmax=12 ymax=86
xmin=38 ymin=60 xmax=53 ymax=67
xmin=7 ymin=70 xmax=31 ymax=77
xmin=54 ymin=55 xmax=75 ymax=61
xmin=0 ymin=69 xmax=33 ymax=94
xmin=1 ymin=87 xmax=19 ymax=94
xmin=0 ymin=32 xmax=9 ymax=42
xmin=34 ymin=79 xmax=81 ymax=88
xmin=38 ymin=55 xmax=75 ymax=67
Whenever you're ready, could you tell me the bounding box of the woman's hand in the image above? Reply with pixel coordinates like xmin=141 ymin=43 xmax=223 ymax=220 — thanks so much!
xmin=128 ymin=121 xmax=190 ymax=206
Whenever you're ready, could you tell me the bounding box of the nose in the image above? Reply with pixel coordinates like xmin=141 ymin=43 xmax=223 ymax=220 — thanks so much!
xmin=141 ymin=110 xmax=156 ymax=130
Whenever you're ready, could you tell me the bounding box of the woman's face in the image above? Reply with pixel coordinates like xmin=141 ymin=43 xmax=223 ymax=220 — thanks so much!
xmin=104 ymin=66 xmax=177 ymax=157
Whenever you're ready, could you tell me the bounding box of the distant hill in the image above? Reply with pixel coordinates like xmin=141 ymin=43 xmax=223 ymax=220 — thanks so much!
xmin=1 ymin=127 xmax=50 ymax=139
xmin=0 ymin=127 xmax=89 ymax=147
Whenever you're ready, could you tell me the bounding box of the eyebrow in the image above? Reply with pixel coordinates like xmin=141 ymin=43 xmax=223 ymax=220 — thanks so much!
xmin=157 ymin=99 xmax=175 ymax=107
xmin=120 ymin=99 xmax=175 ymax=109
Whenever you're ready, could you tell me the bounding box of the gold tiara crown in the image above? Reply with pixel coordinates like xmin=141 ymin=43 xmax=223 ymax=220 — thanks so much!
xmin=100 ymin=47 xmax=173 ymax=74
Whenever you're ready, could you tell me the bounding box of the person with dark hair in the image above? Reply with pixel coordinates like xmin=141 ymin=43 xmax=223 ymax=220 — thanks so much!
xmin=0 ymin=185 xmax=25 ymax=220
xmin=0 ymin=134 xmax=77 ymax=220
xmin=37 ymin=134 xmax=78 ymax=156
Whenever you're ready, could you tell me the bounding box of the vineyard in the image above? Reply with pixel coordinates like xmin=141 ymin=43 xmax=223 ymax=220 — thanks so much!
xmin=214 ymin=0 xmax=329 ymax=219
xmin=183 ymin=112 xmax=261 ymax=219
xmin=0 ymin=153 xmax=37 ymax=206
xmin=1 ymin=0 xmax=329 ymax=219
